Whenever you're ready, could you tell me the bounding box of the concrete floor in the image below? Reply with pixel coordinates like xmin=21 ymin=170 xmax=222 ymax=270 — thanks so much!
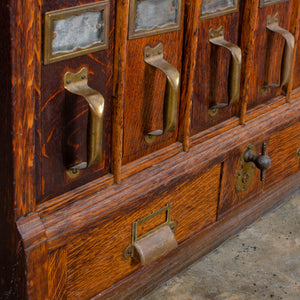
xmin=142 ymin=193 xmax=300 ymax=300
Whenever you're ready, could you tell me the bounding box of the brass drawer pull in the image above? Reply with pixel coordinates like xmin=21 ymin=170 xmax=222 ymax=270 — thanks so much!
xmin=64 ymin=67 xmax=104 ymax=171
xmin=265 ymin=13 xmax=295 ymax=89
xmin=208 ymin=26 xmax=242 ymax=115
xmin=144 ymin=43 xmax=180 ymax=143
xmin=124 ymin=204 xmax=178 ymax=265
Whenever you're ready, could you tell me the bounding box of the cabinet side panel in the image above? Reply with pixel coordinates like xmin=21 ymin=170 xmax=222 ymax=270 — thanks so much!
xmin=0 ymin=0 xmax=26 ymax=298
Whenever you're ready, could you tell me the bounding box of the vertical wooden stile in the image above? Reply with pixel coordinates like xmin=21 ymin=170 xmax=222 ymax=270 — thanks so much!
xmin=179 ymin=0 xmax=202 ymax=152
xmin=112 ymin=0 xmax=129 ymax=184
xmin=11 ymin=0 xmax=42 ymax=218
xmin=239 ymin=0 xmax=260 ymax=125
xmin=286 ymin=0 xmax=300 ymax=102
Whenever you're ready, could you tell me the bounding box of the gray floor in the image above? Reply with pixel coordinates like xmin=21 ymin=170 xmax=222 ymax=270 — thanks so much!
xmin=142 ymin=193 xmax=300 ymax=300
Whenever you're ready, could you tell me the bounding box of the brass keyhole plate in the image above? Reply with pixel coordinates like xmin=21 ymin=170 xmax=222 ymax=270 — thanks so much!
xmin=236 ymin=144 xmax=256 ymax=192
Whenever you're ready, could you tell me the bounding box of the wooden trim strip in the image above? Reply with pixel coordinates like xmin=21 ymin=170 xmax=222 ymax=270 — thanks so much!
xmin=239 ymin=0 xmax=260 ymax=125
xmin=10 ymin=0 xmax=41 ymax=218
xmin=112 ymin=0 xmax=130 ymax=184
xmin=179 ymin=0 xmax=202 ymax=152
xmin=286 ymin=0 xmax=300 ymax=102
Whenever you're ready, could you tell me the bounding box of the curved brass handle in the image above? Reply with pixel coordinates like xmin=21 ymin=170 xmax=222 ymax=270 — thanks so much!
xmin=64 ymin=67 xmax=104 ymax=171
xmin=266 ymin=13 xmax=295 ymax=89
xmin=208 ymin=26 xmax=242 ymax=114
xmin=144 ymin=43 xmax=180 ymax=143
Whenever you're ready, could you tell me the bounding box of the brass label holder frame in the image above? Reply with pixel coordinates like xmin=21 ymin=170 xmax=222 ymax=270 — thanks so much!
xmin=44 ymin=1 xmax=110 ymax=64
xmin=64 ymin=67 xmax=104 ymax=173
xmin=124 ymin=204 xmax=178 ymax=265
xmin=143 ymin=43 xmax=180 ymax=144
xmin=262 ymin=13 xmax=295 ymax=91
xmin=259 ymin=0 xmax=289 ymax=8
xmin=128 ymin=0 xmax=182 ymax=39
xmin=200 ymin=0 xmax=238 ymax=20
xmin=208 ymin=26 xmax=242 ymax=117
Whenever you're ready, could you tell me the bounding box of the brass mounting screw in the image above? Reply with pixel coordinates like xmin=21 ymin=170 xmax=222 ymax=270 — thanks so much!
xmin=296 ymin=148 xmax=300 ymax=158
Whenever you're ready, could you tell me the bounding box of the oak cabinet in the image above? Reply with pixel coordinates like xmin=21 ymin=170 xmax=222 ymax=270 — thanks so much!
xmin=1 ymin=0 xmax=299 ymax=299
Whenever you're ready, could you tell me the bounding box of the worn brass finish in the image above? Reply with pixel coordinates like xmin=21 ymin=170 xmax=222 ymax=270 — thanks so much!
xmin=237 ymin=143 xmax=271 ymax=191
xmin=259 ymin=0 xmax=289 ymax=8
xmin=236 ymin=145 xmax=256 ymax=192
xmin=208 ymin=107 xmax=219 ymax=117
xmin=144 ymin=43 xmax=180 ymax=143
xmin=128 ymin=0 xmax=182 ymax=39
xmin=124 ymin=204 xmax=178 ymax=265
xmin=244 ymin=142 xmax=271 ymax=181
xmin=64 ymin=67 xmax=104 ymax=171
xmin=44 ymin=1 xmax=110 ymax=64
xmin=200 ymin=0 xmax=238 ymax=20
xmin=209 ymin=26 xmax=242 ymax=113
xmin=65 ymin=169 xmax=81 ymax=179
xmin=264 ymin=13 xmax=295 ymax=89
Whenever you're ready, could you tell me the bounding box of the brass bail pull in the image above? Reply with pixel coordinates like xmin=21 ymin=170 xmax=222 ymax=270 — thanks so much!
xmin=266 ymin=13 xmax=295 ymax=89
xmin=208 ymin=26 xmax=242 ymax=114
xmin=64 ymin=67 xmax=105 ymax=171
xmin=144 ymin=43 xmax=180 ymax=143
xmin=124 ymin=204 xmax=178 ymax=265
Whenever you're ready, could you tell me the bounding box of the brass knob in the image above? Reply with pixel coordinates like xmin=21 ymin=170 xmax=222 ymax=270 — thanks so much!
xmin=244 ymin=143 xmax=271 ymax=181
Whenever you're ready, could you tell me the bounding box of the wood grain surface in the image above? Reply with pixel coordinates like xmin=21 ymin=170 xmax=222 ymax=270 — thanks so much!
xmin=292 ymin=0 xmax=300 ymax=90
xmin=286 ymin=0 xmax=300 ymax=100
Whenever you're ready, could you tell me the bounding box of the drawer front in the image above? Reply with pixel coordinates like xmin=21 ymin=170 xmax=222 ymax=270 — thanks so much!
xmin=191 ymin=0 xmax=242 ymax=135
xmin=122 ymin=0 xmax=185 ymax=164
xmin=38 ymin=0 xmax=115 ymax=201
xmin=247 ymin=0 xmax=294 ymax=109
xmin=48 ymin=164 xmax=221 ymax=299
xmin=265 ymin=121 xmax=300 ymax=186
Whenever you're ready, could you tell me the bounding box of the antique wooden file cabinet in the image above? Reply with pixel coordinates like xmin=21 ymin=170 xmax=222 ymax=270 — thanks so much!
xmin=1 ymin=0 xmax=299 ymax=299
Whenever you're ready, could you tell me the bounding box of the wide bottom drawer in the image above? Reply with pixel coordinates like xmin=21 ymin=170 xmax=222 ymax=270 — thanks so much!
xmin=48 ymin=164 xmax=221 ymax=299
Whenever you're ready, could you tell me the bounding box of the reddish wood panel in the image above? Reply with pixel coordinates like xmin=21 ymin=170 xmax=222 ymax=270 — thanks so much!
xmin=191 ymin=8 xmax=241 ymax=135
xmin=265 ymin=120 xmax=300 ymax=187
xmin=247 ymin=1 xmax=293 ymax=109
xmin=287 ymin=0 xmax=299 ymax=97
xmin=38 ymin=0 xmax=115 ymax=201
xmin=52 ymin=164 xmax=220 ymax=299
xmin=293 ymin=20 xmax=300 ymax=89
xmin=122 ymin=2 xmax=185 ymax=164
